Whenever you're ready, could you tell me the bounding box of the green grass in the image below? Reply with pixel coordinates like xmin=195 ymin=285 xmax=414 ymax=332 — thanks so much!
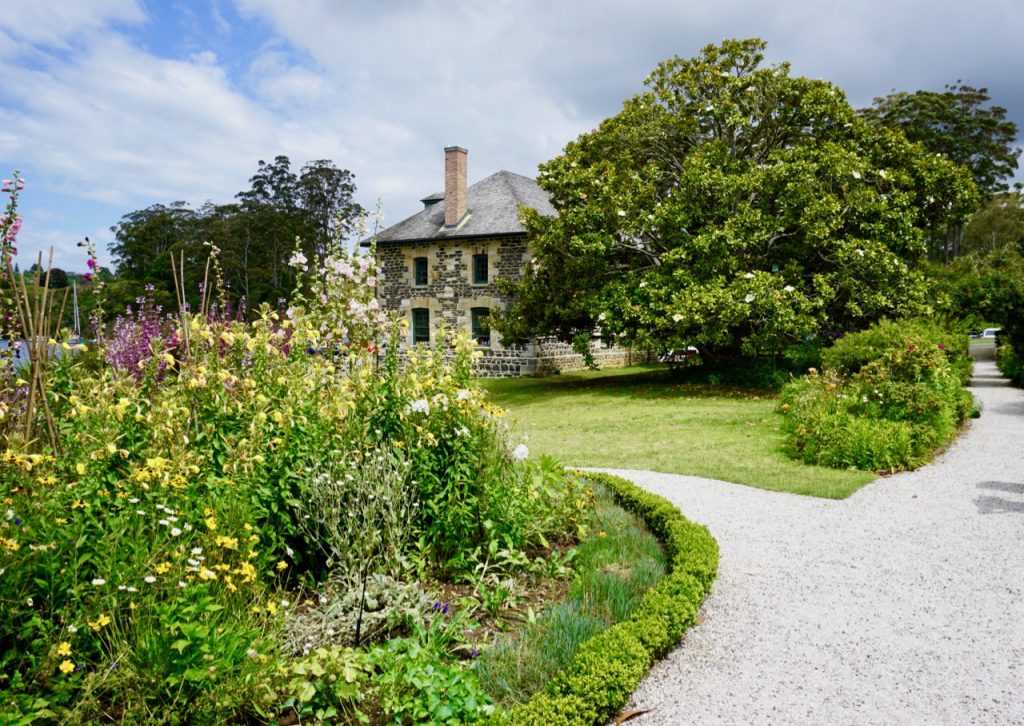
xmin=474 ymin=485 xmax=666 ymax=705
xmin=482 ymin=365 xmax=874 ymax=498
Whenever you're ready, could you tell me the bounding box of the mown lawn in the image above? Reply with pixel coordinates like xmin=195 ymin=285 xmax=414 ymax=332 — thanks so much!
xmin=482 ymin=364 xmax=874 ymax=499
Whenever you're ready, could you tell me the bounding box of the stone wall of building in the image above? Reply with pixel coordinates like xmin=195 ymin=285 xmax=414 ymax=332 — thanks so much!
xmin=375 ymin=234 xmax=651 ymax=377
xmin=532 ymin=338 xmax=652 ymax=376
xmin=376 ymin=234 xmax=528 ymax=350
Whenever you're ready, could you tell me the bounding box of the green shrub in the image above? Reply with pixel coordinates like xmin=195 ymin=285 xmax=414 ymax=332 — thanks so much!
xmin=997 ymin=342 xmax=1024 ymax=385
xmin=780 ymin=318 xmax=975 ymax=472
xmin=822 ymin=318 xmax=972 ymax=385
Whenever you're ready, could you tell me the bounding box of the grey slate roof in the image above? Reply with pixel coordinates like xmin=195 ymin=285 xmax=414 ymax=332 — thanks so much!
xmin=373 ymin=170 xmax=556 ymax=244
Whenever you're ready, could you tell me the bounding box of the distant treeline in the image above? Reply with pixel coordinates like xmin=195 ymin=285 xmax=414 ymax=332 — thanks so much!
xmin=104 ymin=155 xmax=363 ymax=317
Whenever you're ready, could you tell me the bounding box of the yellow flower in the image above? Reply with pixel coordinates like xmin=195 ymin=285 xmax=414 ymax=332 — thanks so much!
xmin=56 ymin=641 xmax=72 ymax=657
xmin=75 ymin=462 xmax=86 ymax=475
xmin=235 ymin=561 xmax=257 ymax=583
xmin=265 ymin=601 xmax=277 ymax=615
xmin=59 ymin=659 xmax=75 ymax=674
xmin=205 ymin=517 xmax=217 ymax=531
xmin=215 ymin=536 xmax=238 ymax=550
xmin=88 ymin=613 xmax=111 ymax=631
xmin=55 ymin=517 xmax=68 ymax=525
xmin=154 ymin=562 xmax=172 ymax=575
xmin=198 ymin=568 xmax=217 ymax=580
xmin=275 ymin=560 xmax=288 ymax=572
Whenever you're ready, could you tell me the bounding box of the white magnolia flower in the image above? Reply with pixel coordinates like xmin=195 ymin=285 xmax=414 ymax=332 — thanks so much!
xmin=512 ymin=444 xmax=530 ymax=461
xmin=744 ymin=294 xmax=755 ymax=303
xmin=617 ymin=210 xmax=627 ymax=217
xmin=672 ymin=313 xmax=684 ymax=322
xmin=744 ymin=272 xmax=755 ymax=279
xmin=91 ymin=578 xmax=106 ymax=586
xmin=170 ymin=527 xmax=182 ymax=537
xmin=783 ymin=285 xmax=795 ymax=293
xmin=855 ymin=249 xmax=865 ymax=257
xmin=852 ymin=170 xmax=862 ymax=179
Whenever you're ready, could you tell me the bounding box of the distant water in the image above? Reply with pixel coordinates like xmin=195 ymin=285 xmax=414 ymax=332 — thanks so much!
xmin=0 ymin=338 xmax=82 ymax=366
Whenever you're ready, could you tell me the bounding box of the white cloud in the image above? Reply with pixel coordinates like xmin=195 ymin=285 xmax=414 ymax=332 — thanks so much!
xmin=0 ymin=0 xmax=146 ymax=49
xmin=0 ymin=40 xmax=260 ymax=206
xmin=2 ymin=0 xmax=1023 ymax=272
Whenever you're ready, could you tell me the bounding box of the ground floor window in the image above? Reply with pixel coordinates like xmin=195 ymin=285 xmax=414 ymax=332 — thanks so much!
xmin=412 ymin=308 xmax=430 ymax=344
xmin=471 ymin=307 xmax=491 ymax=346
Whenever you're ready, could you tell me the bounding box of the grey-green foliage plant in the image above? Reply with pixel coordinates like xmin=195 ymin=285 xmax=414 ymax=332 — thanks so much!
xmin=496 ymin=38 xmax=978 ymax=363
xmin=294 ymin=445 xmax=414 ymax=584
xmin=282 ymin=574 xmax=434 ymax=654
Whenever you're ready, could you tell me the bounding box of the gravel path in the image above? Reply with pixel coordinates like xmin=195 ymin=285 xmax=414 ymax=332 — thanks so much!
xmin=616 ymin=347 xmax=1024 ymax=725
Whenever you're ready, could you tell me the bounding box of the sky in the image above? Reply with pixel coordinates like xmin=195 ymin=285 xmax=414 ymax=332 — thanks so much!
xmin=1 ymin=0 xmax=1022 ymax=273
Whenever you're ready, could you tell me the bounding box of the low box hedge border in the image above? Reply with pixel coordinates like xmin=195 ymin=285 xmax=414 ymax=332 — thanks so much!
xmin=487 ymin=470 xmax=719 ymax=725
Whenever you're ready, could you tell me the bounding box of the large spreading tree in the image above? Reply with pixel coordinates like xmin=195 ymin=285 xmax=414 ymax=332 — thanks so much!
xmin=497 ymin=39 xmax=978 ymax=361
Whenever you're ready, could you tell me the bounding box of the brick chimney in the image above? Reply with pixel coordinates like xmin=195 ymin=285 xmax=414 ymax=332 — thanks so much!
xmin=444 ymin=146 xmax=468 ymax=227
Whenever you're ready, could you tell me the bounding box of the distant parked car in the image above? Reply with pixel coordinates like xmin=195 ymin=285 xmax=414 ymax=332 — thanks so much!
xmin=982 ymin=327 xmax=1001 ymax=339
xmin=659 ymin=346 xmax=700 ymax=364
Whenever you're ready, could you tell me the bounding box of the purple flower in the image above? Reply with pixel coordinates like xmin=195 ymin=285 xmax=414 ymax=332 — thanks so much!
xmin=13 ymin=517 xmax=21 ymax=526
xmin=938 ymin=343 xmax=946 ymax=351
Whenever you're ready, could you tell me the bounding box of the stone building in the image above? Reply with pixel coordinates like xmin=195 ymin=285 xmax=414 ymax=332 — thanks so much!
xmin=370 ymin=146 xmax=646 ymax=376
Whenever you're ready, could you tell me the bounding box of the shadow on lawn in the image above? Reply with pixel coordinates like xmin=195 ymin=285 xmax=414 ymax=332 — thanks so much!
xmin=486 ymin=364 xmax=780 ymax=403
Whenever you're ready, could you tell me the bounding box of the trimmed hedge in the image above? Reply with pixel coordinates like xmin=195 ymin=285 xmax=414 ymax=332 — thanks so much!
xmin=488 ymin=471 xmax=719 ymax=725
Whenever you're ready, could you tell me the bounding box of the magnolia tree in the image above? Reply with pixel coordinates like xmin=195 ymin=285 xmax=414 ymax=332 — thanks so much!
xmin=496 ymin=39 xmax=978 ymax=362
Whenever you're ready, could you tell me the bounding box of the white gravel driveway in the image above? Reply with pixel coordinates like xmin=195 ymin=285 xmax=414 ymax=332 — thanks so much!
xmin=615 ymin=348 xmax=1024 ymax=725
